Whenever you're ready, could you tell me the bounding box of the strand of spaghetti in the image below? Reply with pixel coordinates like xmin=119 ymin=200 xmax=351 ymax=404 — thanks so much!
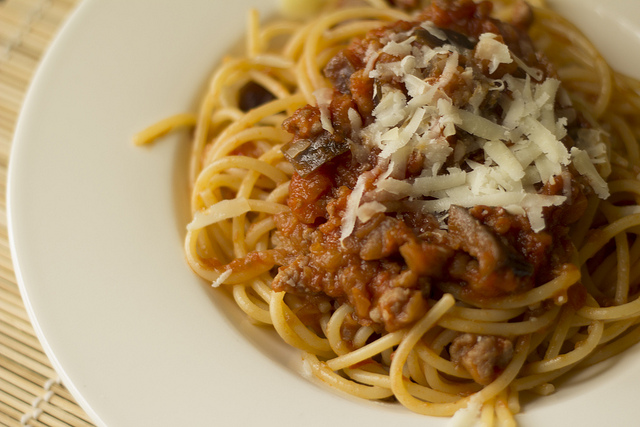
xmin=294 ymin=57 xmax=317 ymax=104
xmin=421 ymin=360 xmax=481 ymax=396
xmin=192 ymin=155 xmax=288 ymax=211
xmin=270 ymin=291 xmax=333 ymax=356
xmin=326 ymin=329 xmax=405 ymax=371
xmin=520 ymin=320 xmax=603 ymax=375
xmin=589 ymin=231 xmax=623 ymax=285
xmin=210 ymin=107 xmax=243 ymax=129
xmin=614 ymin=232 xmax=631 ymax=305
xmin=580 ymin=265 xmax=606 ymax=302
xmin=527 ymin=327 xmax=554 ymax=359
xmin=507 ymin=387 xmax=520 ymax=415
xmin=447 ymin=306 xmax=526 ymax=322
xmin=495 ymin=390 xmax=517 ymax=427
xmin=577 ymin=294 xmax=640 ymax=320
xmin=579 ymin=323 xmax=640 ymax=368
xmin=343 ymin=367 xmax=461 ymax=403
xmin=413 ymin=340 xmax=471 ymax=379
xmin=232 ymin=284 xmax=272 ymax=324
xmin=325 ymin=303 xmax=353 ymax=356
xmin=530 ymin=383 xmax=555 ymax=396
xmin=352 ymin=325 xmax=375 ymax=349
xmin=608 ymin=179 xmax=640 ymax=197
xmin=607 ymin=114 xmax=640 ymax=166
xmin=194 ymin=174 xmax=243 ymax=209
xmin=245 ymin=217 xmax=277 ymax=251
xmin=247 ymin=70 xmax=292 ymax=99
xmin=578 ymin=213 xmax=640 ymax=265
xmin=132 ymin=113 xmax=197 ymax=146
xmin=232 ymin=213 xmax=249 ymax=259
xmin=556 ymin=66 xmax=596 ymax=83
xmin=259 ymin=21 xmax=302 ymax=47
xmin=570 ymin=314 xmax=636 ymax=345
xmin=407 ymin=348 xmax=428 ymax=386
xmin=247 ymin=9 xmax=260 ymax=57
xmin=442 ymin=265 xmax=580 ymax=310
xmin=185 ymin=230 xmax=220 ymax=282
xmin=206 ymin=94 xmax=306 ymax=161
xmin=188 ymin=197 xmax=288 ymax=231
xmin=191 ymin=57 xmax=251 ymax=184
xmin=232 ymin=148 xmax=291 ymax=257
xmin=480 ymin=398 xmax=495 ymax=426
xmin=195 ymin=223 xmax=229 ymax=265
xmin=512 ymin=366 xmax=573 ymax=392
xmin=543 ymin=305 xmax=575 ymax=359
xmin=389 ymin=294 xmax=470 ymax=416
xmin=323 ymin=20 xmax=391 ymax=45
xmin=264 ymin=180 xmax=291 ymax=203
xmin=537 ymin=11 xmax=612 ymax=117
xmin=362 ymin=0 xmax=391 ymax=8
xmin=437 ymin=306 xmax=560 ymax=335
xmin=202 ymin=126 xmax=289 ymax=166
xmin=283 ymin=19 xmax=312 ymax=60
xmin=303 ymin=7 xmax=409 ymax=91
xmin=252 ymin=275 xmax=274 ymax=303
xmin=303 ymin=354 xmax=394 ymax=400
xmin=597 ymin=318 xmax=638 ymax=345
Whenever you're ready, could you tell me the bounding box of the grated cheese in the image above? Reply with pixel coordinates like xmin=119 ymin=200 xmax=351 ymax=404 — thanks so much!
xmin=337 ymin=23 xmax=610 ymax=239
xmin=571 ymin=147 xmax=610 ymax=198
xmin=474 ymin=33 xmax=513 ymax=73
xmin=357 ymin=201 xmax=387 ymax=222
xmin=313 ymin=88 xmax=334 ymax=133
xmin=483 ymin=140 xmax=525 ymax=180
xmin=341 ymin=174 xmax=367 ymax=243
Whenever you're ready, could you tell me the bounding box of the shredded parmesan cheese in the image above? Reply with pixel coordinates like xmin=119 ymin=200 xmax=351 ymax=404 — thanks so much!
xmin=474 ymin=33 xmax=513 ymax=74
xmin=314 ymin=88 xmax=335 ymax=133
xmin=341 ymin=175 xmax=368 ymax=243
xmin=338 ymin=24 xmax=610 ymax=237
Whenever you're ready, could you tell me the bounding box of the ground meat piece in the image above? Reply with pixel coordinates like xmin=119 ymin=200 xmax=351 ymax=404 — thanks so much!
xmin=324 ymin=51 xmax=356 ymax=94
xmin=450 ymin=334 xmax=514 ymax=385
xmin=374 ymin=287 xmax=428 ymax=331
xmin=287 ymin=169 xmax=333 ymax=224
xmin=448 ymin=205 xmax=533 ymax=297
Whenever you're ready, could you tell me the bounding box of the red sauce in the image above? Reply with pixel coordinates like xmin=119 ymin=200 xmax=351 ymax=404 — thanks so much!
xmin=270 ymin=0 xmax=589 ymax=333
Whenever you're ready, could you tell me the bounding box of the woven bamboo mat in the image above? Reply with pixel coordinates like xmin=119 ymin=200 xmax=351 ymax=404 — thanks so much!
xmin=0 ymin=0 xmax=96 ymax=425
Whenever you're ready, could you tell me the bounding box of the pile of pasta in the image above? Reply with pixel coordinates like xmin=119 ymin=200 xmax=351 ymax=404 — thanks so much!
xmin=135 ymin=0 xmax=640 ymax=424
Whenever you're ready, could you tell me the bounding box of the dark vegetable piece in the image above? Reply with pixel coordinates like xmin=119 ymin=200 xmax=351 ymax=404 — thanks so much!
xmin=282 ymin=131 xmax=349 ymax=176
xmin=414 ymin=27 xmax=476 ymax=50
xmin=238 ymin=81 xmax=275 ymax=112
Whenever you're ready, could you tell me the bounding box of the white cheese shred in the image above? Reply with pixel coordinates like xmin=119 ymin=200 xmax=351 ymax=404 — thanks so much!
xmin=341 ymin=175 xmax=368 ymax=243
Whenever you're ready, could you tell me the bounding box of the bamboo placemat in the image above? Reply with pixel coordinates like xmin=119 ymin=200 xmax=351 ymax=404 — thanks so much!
xmin=0 ymin=0 xmax=97 ymax=425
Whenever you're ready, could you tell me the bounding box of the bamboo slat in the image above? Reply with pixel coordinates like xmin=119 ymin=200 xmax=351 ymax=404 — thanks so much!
xmin=0 ymin=0 xmax=95 ymax=425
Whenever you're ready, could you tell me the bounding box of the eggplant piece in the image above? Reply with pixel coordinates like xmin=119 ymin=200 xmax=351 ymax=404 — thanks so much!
xmin=414 ymin=27 xmax=477 ymax=51
xmin=238 ymin=81 xmax=275 ymax=111
xmin=282 ymin=131 xmax=350 ymax=176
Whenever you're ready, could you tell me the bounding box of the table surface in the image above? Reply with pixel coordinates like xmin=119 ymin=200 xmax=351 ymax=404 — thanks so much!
xmin=0 ymin=0 xmax=95 ymax=425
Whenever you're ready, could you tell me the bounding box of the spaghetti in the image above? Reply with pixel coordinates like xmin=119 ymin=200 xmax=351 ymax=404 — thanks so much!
xmin=136 ymin=0 xmax=640 ymax=424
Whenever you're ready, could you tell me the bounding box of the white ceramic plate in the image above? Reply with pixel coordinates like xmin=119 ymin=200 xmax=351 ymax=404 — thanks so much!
xmin=7 ymin=1 xmax=640 ymax=426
